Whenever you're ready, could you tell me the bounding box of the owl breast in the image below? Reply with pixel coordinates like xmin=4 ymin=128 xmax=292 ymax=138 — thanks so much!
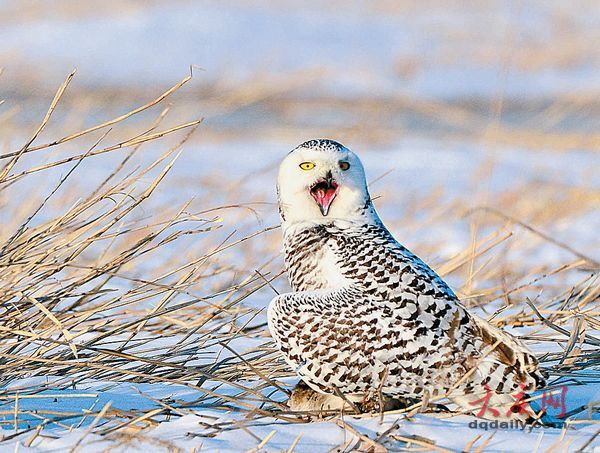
xmin=284 ymin=225 xmax=350 ymax=292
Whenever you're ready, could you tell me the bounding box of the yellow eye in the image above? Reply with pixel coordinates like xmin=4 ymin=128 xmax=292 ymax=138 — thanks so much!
xmin=339 ymin=161 xmax=350 ymax=171
xmin=299 ymin=162 xmax=315 ymax=170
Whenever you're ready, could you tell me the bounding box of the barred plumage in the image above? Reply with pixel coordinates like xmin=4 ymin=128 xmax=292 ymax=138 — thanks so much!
xmin=268 ymin=139 xmax=545 ymax=418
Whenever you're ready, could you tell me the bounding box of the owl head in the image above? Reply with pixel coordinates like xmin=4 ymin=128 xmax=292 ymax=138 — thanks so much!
xmin=277 ymin=139 xmax=377 ymax=228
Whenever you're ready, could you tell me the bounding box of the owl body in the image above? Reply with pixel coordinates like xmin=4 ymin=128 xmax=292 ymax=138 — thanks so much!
xmin=268 ymin=140 xmax=545 ymax=417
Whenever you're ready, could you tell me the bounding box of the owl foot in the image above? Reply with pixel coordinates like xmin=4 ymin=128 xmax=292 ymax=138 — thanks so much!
xmin=287 ymin=381 xmax=415 ymax=415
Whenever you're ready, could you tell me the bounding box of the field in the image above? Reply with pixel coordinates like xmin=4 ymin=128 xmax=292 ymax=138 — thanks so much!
xmin=0 ymin=1 xmax=599 ymax=451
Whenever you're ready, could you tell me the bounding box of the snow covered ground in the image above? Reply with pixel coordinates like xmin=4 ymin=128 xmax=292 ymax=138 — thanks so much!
xmin=1 ymin=376 xmax=599 ymax=451
xmin=0 ymin=1 xmax=598 ymax=451
xmin=2 ymin=0 xmax=599 ymax=99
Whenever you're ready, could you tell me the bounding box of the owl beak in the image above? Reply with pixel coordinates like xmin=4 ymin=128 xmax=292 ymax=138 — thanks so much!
xmin=310 ymin=174 xmax=338 ymax=216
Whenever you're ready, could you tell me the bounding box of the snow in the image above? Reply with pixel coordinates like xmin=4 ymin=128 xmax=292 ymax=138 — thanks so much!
xmin=2 ymin=380 xmax=599 ymax=451
xmin=1 ymin=1 xmax=599 ymax=451
xmin=2 ymin=1 xmax=599 ymax=99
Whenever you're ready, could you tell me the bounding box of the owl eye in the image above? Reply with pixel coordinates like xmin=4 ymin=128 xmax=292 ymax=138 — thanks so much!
xmin=339 ymin=161 xmax=350 ymax=171
xmin=299 ymin=162 xmax=315 ymax=170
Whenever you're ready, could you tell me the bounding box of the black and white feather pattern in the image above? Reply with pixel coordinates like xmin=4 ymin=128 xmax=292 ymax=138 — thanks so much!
xmin=268 ymin=140 xmax=545 ymax=417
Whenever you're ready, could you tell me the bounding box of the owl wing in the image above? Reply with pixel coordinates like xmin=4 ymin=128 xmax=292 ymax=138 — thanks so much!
xmin=268 ymin=286 xmax=470 ymax=397
xmin=268 ymin=285 xmax=545 ymax=417
xmin=268 ymin=288 xmax=393 ymax=395
xmin=330 ymin=229 xmax=546 ymax=392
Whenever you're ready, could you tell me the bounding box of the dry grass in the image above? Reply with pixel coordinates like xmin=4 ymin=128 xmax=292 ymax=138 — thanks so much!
xmin=0 ymin=70 xmax=598 ymax=451
xmin=0 ymin=72 xmax=290 ymax=443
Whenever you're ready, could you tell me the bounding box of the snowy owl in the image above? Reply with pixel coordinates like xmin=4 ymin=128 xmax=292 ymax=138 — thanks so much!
xmin=268 ymin=139 xmax=545 ymax=420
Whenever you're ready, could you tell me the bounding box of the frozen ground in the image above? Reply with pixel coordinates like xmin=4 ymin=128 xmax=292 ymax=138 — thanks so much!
xmin=1 ymin=376 xmax=599 ymax=451
xmin=2 ymin=0 xmax=599 ymax=99
xmin=0 ymin=1 xmax=599 ymax=451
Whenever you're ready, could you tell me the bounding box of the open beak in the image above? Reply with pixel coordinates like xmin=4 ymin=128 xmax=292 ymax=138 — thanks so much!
xmin=310 ymin=173 xmax=339 ymax=216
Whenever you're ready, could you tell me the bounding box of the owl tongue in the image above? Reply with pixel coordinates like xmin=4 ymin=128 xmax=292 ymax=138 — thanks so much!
xmin=310 ymin=179 xmax=339 ymax=216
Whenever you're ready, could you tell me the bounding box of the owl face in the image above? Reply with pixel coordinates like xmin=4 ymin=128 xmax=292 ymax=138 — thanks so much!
xmin=277 ymin=140 xmax=373 ymax=227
